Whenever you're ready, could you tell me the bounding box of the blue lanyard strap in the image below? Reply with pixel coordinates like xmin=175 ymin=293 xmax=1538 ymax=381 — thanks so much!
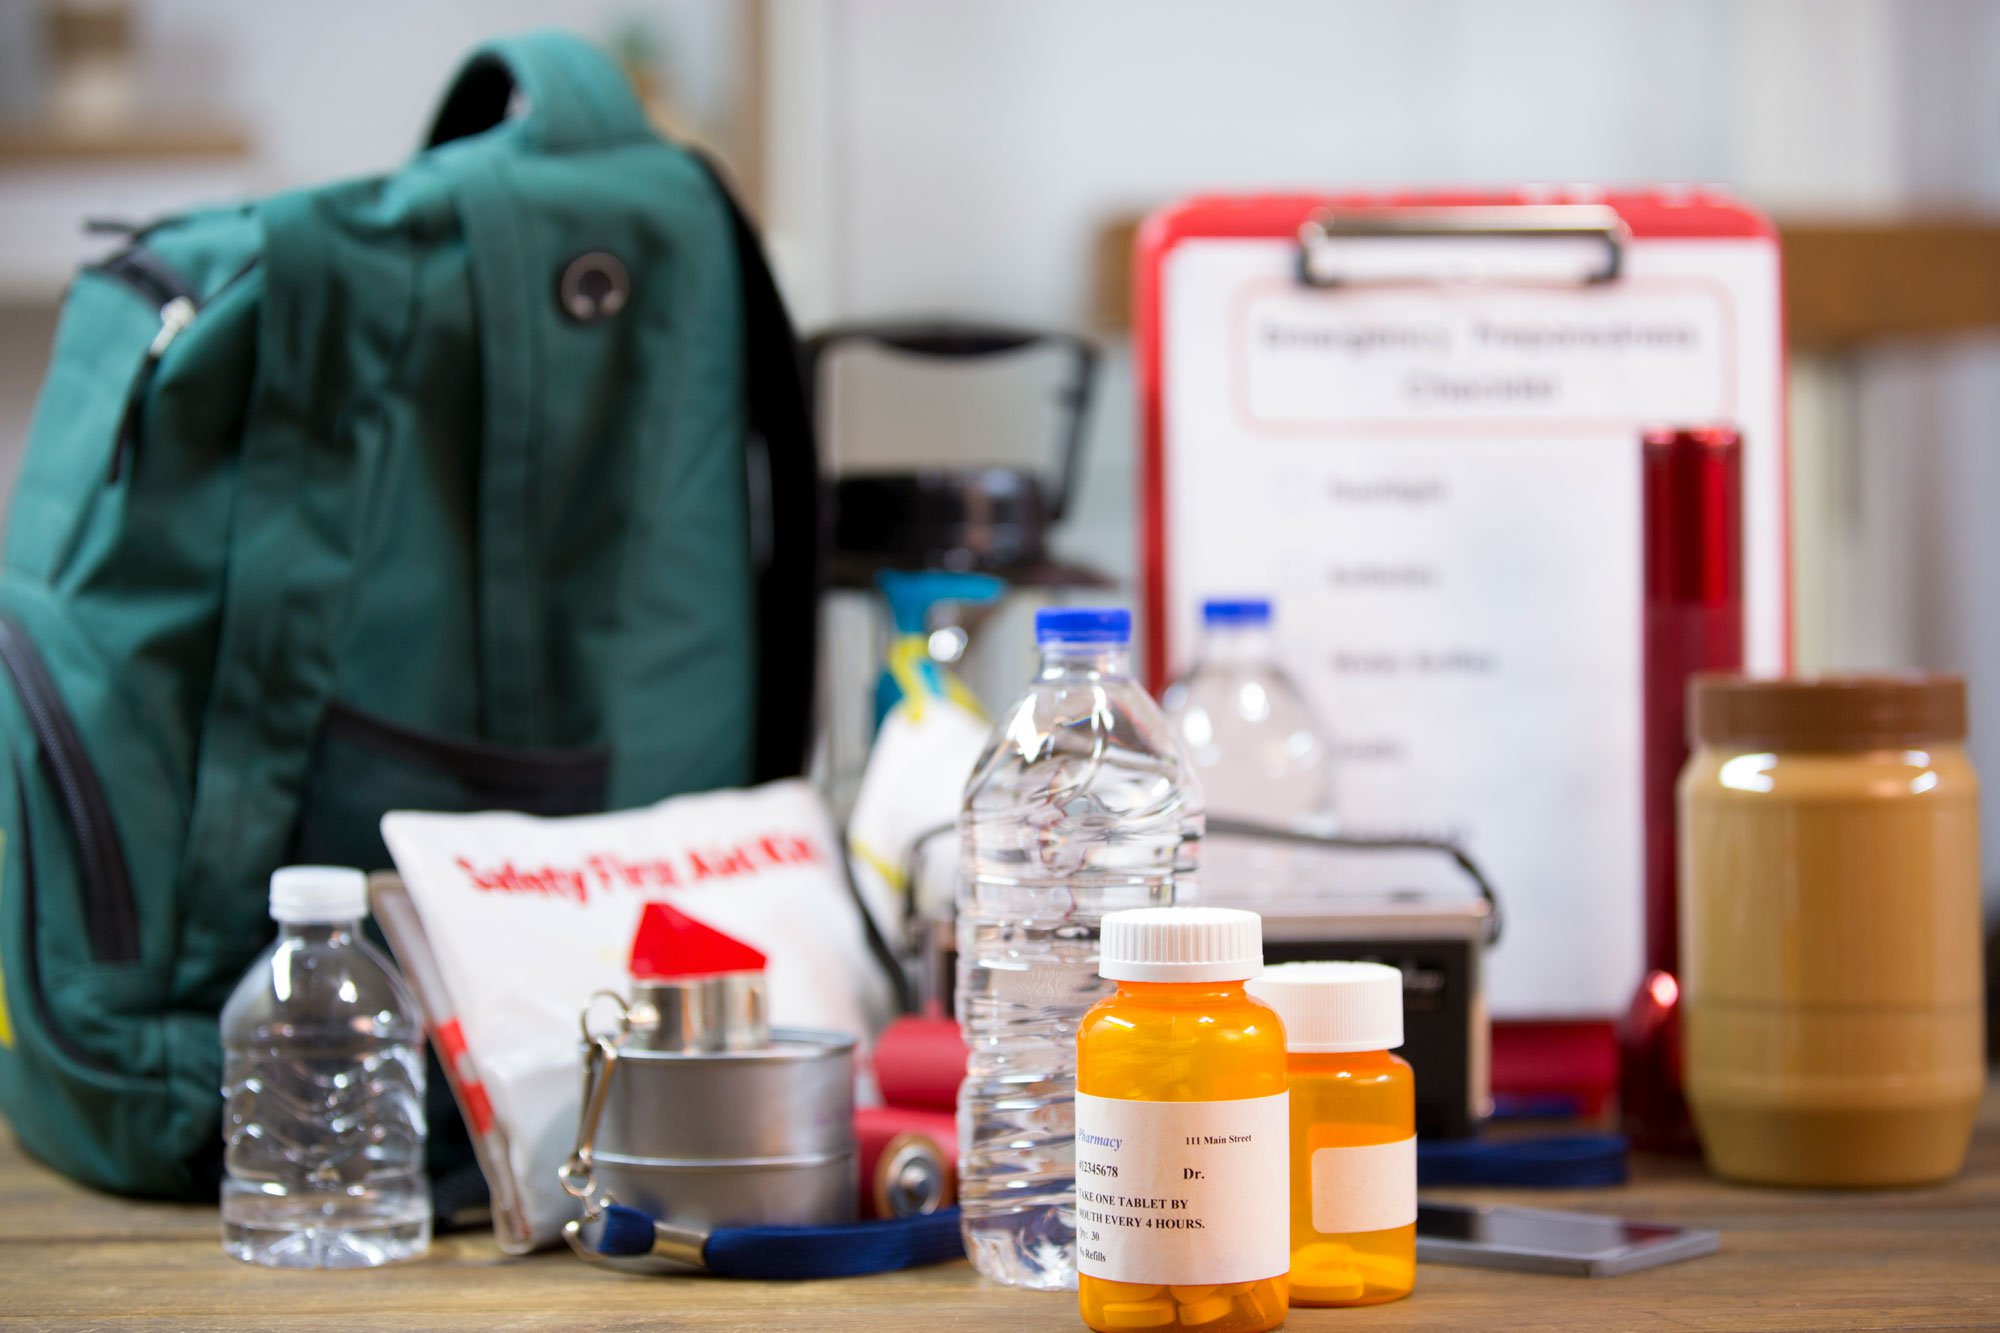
xmin=1418 ymin=1134 xmax=1630 ymax=1188
xmin=705 ymin=1208 xmax=967 ymax=1278
xmin=582 ymin=1203 xmax=967 ymax=1279
xmin=574 ymin=1136 xmax=1624 ymax=1278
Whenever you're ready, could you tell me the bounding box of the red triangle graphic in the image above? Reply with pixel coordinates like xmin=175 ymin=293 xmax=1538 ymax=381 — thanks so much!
xmin=628 ymin=901 xmax=767 ymax=979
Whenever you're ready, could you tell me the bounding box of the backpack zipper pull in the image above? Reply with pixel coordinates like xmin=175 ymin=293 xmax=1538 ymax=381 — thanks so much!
xmin=148 ymin=296 xmax=196 ymax=357
xmin=110 ymin=297 xmax=197 ymax=482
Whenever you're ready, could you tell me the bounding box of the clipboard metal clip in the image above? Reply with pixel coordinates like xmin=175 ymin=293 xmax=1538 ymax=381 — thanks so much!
xmin=1297 ymin=204 xmax=1629 ymax=289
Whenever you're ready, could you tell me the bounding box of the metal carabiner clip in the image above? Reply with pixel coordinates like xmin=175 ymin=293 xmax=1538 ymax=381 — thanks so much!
xmin=559 ymin=990 xmax=634 ymax=1240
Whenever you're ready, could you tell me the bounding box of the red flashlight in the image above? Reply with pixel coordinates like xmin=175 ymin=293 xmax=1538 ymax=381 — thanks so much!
xmin=1621 ymin=425 xmax=1743 ymax=1153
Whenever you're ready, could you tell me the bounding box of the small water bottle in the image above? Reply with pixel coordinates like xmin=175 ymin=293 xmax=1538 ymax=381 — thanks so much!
xmin=956 ymin=606 xmax=1203 ymax=1290
xmin=221 ymin=866 xmax=429 ymax=1268
xmin=1162 ymin=597 xmax=1333 ymax=830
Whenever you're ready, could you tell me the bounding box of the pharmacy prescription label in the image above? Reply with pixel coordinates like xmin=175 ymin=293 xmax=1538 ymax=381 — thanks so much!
xmin=1074 ymin=1091 xmax=1290 ymax=1286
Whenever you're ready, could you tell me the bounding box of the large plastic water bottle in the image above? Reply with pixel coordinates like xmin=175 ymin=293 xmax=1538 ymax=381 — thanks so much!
xmin=221 ymin=866 xmax=429 ymax=1268
xmin=956 ymin=606 xmax=1203 ymax=1289
xmin=1162 ymin=597 xmax=1333 ymax=830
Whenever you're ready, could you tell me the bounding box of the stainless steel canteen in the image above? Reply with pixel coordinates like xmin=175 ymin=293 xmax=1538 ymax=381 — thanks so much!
xmin=562 ymin=992 xmax=858 ymax=1239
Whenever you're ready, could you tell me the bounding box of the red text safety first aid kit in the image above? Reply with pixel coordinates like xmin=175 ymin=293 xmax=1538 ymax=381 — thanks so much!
xmin=379 ymin=780 xmax=893 ymax=1249
xmin=1136 ymin=188 xmax=1787 ymax=1021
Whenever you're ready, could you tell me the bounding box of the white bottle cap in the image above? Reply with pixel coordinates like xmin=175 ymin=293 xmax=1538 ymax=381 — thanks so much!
xmin=1246 ymin=961 xmax=1404 ymax=1052
xmin=1099 ymin=906 xmax=1263 ymax=983
xmin=269 ymin=865 xmax=370 ymax=924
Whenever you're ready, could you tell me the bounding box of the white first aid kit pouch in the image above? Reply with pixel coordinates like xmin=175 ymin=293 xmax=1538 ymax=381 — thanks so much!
xmin=379 ymin=779 xmax=893 ymax=1249
xmin=1137 ymin=189 xmax=1786 ymax=1021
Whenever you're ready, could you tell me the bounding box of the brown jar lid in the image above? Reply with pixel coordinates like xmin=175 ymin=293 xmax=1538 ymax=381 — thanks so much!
xmin=1690 ymin=674 xmax=1966 ymax=750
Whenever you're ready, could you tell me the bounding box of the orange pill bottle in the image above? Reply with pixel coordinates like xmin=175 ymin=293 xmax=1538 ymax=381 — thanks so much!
xmin=1246 ymin=961 xmax=1415 ymax=1307
xmin=1075 ymin=908 xmax=1290 ymax=1332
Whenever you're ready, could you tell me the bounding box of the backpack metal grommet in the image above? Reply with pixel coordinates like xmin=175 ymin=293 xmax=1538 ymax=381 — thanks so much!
xmin=557 ymin=251 xmax=630 ymax=323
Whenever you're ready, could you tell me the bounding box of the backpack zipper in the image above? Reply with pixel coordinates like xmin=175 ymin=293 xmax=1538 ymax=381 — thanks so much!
xmin=10 ymin=762 xmax=122 ymax=1076
xmin=0 ymin=614 xmax=139 ymax=964
xmin=90 ymin=248 xmax=258 ymax=482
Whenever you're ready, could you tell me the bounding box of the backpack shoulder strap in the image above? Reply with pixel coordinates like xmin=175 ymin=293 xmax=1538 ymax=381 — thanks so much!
xmin=694 ymin=160 xmax=822 ymax=782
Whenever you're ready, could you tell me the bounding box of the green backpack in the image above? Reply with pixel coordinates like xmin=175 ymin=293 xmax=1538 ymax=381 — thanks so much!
xmin=0 ymin=30 xmax=819 ymax=1200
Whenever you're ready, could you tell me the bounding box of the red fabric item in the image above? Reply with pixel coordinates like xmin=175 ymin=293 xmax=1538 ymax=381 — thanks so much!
xmin=874 ymin=1015 xmax=967 ymax=1112
xmin=855 ymin=1104 xmax=959 ymax=1219
xmin=1493 ymin=1020 xmax=1620 ymax=1116
xmin=627 ymin=900 xmax=767 ymax=979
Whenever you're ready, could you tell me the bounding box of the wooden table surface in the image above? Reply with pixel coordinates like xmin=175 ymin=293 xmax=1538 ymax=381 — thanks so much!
xmin=3 ymin=1087 xmax=1997 ymax=1331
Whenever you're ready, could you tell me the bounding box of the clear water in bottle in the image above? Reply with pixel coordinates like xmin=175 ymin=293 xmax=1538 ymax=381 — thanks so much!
xmin=221 ymin=866 xmax=429 ymax=1268
xmin=956 ymin=607 xmax=1202 ymax=1289
xmin=1162 ymin=597 xmax=1333 ymax=830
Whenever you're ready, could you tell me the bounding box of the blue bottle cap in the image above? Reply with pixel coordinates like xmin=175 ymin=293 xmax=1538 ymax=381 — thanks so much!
xmin=1035 ymin=606 xmax=1132 ymax=646
xmin=1201 ymin=598 xmax=1272 ymax=627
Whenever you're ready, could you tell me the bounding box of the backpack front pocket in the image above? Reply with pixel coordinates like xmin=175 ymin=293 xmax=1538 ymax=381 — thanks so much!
xmin=0 ymin=614 xmax=192 ymax=1197
xmin=291 ymin=699 xmax=611 ymax=871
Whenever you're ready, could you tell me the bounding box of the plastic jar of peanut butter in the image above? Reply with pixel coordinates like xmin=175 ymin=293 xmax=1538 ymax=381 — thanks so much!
xmin=1680 ymin=675 xmax=1984 ymax=1187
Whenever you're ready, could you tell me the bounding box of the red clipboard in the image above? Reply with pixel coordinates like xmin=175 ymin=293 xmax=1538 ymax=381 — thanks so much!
xmin=1133 ymin=188 xmax=1789 ymax=1105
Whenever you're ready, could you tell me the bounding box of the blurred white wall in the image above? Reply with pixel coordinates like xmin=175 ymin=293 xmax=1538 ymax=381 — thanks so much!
xmin=766 ymin=0 xmax=1937 ymax=592
xmin=773 ymin=0 xmax=1898 ymax=324
xmin=35 ymin=0 xmax=742 ymax=191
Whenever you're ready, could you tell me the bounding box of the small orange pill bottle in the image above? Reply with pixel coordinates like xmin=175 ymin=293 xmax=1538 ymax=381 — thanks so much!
xmin=1076 ymin=907 xmax=1290 ymax=1333
xmin=1245 ymin=961 xmax=1415 ymax=1307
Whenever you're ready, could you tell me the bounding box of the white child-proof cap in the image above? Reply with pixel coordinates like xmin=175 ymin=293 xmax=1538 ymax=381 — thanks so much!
xmin=1099 ymin=906 xmax=1263 ymax=983
xmin=1246 ymin=961 xmax=1404 ymax=1052
xmin=269 ymin=865 xmax=370 ymax=924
